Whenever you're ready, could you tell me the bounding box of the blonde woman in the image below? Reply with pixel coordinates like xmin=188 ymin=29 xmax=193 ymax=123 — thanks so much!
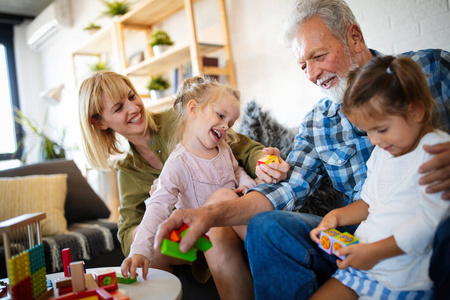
xmin=78 ymin=71 xmax=265 ymax=261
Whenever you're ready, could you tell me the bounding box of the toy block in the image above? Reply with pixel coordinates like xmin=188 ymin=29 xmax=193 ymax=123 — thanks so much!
xmin=96 ymin=288 xmax=113 ymax=300
xmin=116 ymin=273 xmax=137 ymax=284
xmin=179 ymin=223 xmax=189 ymax=234
xmin=84 ymin=273 xmax=99 ymax=290
xmin=36 ymin=287 xmax=54 ymax=300
xmin=0 ymin=286 xmax=7 ymax=297
xmin=319 ymin=229 xmax=341 ymax=254
xmin=58 ymin=286 xmax=73 ymax=295
xmin=69 ymin=261 xmax=86 ymax=293
xmin=94 ymin=269 xmax=117 ymax=291
xmin=109 ymin=290 xmax=130 ymax=300
xmin=161 ymin=239 xmax=197 ymax=262
xmin=56 ymin=277 xmax=73 ymax=288
xmin=257 ymin=155 xmax=279 ymax=166
xmin=169 ymin=230 xmax=181 ymax=242
xmin=180 ymin=229 xmax=212 ymax=252
xmin=62 ymin=248 xmax=72 ymax=277
xmin=333 ymin=232 xmax=359 ymax=260
xmin=77 ymin=296 xmax=99 ymax=300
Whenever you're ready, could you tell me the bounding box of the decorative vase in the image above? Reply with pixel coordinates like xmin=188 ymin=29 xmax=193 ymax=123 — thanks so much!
xmin=152 ymin=45 xmax=170 ymax=56
xmin=150 ymin=90 xmax=165 ymax=101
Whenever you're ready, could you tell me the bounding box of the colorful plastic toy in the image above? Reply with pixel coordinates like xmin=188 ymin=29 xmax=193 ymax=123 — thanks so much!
xmin=161 ymin=223 xmax=212 ymax=261
xmin=257 ymin=154 xmax=280 ymax=166
xmin=318 ymin=229 xmax=358 ymax=259
xmin=116 ymin=273 xmax=137 ymax=284
xmin=0 ymin=212 xmax=53 ymax=300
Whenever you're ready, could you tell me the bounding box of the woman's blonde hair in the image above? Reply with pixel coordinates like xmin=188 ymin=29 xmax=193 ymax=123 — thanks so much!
xmin=170 ymin=76 xmax=240 ymax=150
xmin=78 ymin=71 xmax=158 ymax=170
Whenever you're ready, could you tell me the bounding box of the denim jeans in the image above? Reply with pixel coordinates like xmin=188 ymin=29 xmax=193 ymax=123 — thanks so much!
xmin=430 ymin=215 xmax=450 ymax=300
xmin=245 ymin=210 xmax=357 ymax=300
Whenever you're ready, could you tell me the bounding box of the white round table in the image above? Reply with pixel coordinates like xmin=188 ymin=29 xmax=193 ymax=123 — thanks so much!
xmin=46 ymin=266 xmax=182 ymax=300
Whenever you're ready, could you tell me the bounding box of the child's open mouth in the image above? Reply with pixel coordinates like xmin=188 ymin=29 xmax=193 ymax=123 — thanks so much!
xmin=212 ymin=129 xmax=222 ymax=141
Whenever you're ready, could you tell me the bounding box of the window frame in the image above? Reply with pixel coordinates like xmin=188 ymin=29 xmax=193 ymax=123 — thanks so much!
xmin=0 ymin=23 xmax=23 ymax=161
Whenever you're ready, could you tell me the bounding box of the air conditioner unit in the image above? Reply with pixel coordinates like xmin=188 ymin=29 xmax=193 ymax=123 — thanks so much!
xmin=26 ymin=0 xmax=72 ymax=51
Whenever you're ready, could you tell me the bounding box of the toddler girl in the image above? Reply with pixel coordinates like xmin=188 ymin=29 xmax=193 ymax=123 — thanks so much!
xmin=121 ymin=76 xmax=256 ymax=299
xmin=310 ymin=56 xmax=450 ymax=299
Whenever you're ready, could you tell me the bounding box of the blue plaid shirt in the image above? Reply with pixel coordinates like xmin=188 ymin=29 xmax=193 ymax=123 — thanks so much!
xmin=250 ymin=48 xmax=450 ymax=211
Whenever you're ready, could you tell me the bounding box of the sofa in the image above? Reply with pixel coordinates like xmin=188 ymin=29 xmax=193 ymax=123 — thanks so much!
xmin=0 ymin=159 xmax=125 ymax=279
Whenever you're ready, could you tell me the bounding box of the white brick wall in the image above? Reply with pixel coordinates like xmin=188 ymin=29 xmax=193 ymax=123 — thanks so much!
xmin=229 ymin=0 xmax=450 ymax=127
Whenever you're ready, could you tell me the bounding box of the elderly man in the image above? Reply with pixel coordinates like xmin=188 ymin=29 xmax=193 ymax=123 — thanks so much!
xmin=155 ymin=0 xmax=450 ymax=299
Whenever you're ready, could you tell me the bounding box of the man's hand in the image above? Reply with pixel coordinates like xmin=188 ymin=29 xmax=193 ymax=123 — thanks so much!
xmin=419 ymin=142 xmax=450 ymax=200
xmin=255 ymin=147 xmax=290 ymax=184
xmin=155 ymin=207 xmax=213 ymax=253
xmin=121 ymin=254 xmax=149 ymax=280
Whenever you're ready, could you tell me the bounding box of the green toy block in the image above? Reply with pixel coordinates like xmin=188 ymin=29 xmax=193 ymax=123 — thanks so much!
xmin=161 ymin=239 xmax=197 ymax=262
xmin=180 ymin=229 xmax=212 ymax=252
xmin=116 ymin=273 xmax=137 ymax=284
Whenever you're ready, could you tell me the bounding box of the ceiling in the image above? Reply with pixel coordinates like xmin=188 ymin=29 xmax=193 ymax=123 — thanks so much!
xmin=0 ymin=0 xmax=54 ymax=18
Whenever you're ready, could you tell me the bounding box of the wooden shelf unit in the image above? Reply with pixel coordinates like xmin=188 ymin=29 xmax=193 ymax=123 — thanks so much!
xmin=72 ymin=0 xmax=236 ymax=111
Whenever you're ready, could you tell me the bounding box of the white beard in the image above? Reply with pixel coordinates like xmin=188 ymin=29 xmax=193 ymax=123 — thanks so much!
xmin=319 ymin=74 xmax=348 ymax=103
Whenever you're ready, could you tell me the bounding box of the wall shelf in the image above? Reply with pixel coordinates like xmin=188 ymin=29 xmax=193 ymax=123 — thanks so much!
xmin=72 ymin=0 xmax=236 ymax=112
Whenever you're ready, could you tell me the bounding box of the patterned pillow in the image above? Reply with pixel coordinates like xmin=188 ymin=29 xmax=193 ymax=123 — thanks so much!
xmin=0 ymin=174 xmax=68 ymax=236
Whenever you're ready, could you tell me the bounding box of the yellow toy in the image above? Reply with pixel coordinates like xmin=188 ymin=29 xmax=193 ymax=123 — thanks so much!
xmin=318 ymin=229 xmax=358 ymax=259
xmin=257 ymin=155 xmax=279 ymax=166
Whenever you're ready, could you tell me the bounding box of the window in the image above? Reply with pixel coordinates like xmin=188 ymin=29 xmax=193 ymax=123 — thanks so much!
xmin=0 ymin=23 xmax=23 ymax=161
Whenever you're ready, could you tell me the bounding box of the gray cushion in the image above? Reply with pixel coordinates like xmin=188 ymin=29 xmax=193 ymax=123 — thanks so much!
xmin=0 ymin=159 xmax=110 ymax=224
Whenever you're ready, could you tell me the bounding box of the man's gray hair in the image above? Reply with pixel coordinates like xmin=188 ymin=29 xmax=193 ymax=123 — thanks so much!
xmin=282 ymin=0 xmax=360 ymax=47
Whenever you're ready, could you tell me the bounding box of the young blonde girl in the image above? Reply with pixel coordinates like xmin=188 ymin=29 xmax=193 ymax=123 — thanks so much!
xmin=121 ymin=76 xmax=256 ymax=300
xmin=310 ymin=56 xmax=450 ymax=299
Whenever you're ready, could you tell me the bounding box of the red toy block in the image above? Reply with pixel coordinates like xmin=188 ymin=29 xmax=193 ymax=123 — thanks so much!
xmin=94 ymin=269 xmax=118 ymax=291
xmin=109 ymin=290 xmax=130 ymax=300
xmin=96 ymin=288 xmax=113 ymax=300
xmin=58 ymin=286 xmax=73 ymax=295
xmin=62 ymin=248 xmax=72 ymax=277
xmin=169 ymin=230 xmax=181 ymax=242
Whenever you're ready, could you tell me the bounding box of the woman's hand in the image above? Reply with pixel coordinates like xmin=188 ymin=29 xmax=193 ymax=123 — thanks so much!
xmin=255 ymin=147 xmax=290 ymax=184
xmin=121 ymin=254 xmax=150 ymax=280
xmin=419 ymin=142 xmax=450 ymax=200
xmin=310 ymin=211 xmax=339 ymax=244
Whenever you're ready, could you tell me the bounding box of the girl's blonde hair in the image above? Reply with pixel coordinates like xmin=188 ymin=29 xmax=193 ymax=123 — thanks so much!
xmin=342 ymin=55 xmax=437 ymax=129
xmin=78 ymin=71 xmax=158 ymax=170
xmin=171 ymin=76 xmax=240 ymax=150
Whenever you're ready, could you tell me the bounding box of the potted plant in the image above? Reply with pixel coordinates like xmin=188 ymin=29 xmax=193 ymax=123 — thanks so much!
xmin=101 ymin=0 xmax=131 ymax=18
xmin=146 ymin=75 xmax=170 ymax=100
xmin=149 ymin=30 xmax=174 ymax=56
xmin=89 ymin=61 xmax=109 ymax=72
xmin=14 ymin=108 xmax=67 ymax=162
xmin=83 ymin=22 xmax=102 ymax=35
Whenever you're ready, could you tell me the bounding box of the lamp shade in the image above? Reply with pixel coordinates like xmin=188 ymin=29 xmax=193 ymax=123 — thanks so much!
xmin=40 ymin=84 xmax=64 ymax=105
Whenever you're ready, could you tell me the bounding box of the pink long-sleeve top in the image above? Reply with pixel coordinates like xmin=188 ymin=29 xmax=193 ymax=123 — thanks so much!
xmin=129 ymin=141 xmax=256 ymax=261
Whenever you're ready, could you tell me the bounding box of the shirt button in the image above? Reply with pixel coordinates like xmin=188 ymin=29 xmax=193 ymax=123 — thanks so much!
xmin=157 ymin=150 xmax=161 ymax=154
xmin=151 ymin=141 xmax=154 ymax=145
xmin=338 ymin=159 xmax=342 ymax=164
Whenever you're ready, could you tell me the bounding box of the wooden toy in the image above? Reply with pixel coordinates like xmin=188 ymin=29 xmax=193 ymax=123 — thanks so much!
xmin=161 ymin=223 xmax=212 ymax=261
xmin=94 ymin=269 xmax=118 ymax=291
xmin=0 ymin=212 xmax=53 ymax=300
xmin=257 ymin=154 xmax=280 ymax=166
xmin=69 ymin=262 xmax=86 ymax=293
xmin=318 ymin=229 xmax=341 ymax=254
xmin=62 ymin=248 xmax=72 ymax=277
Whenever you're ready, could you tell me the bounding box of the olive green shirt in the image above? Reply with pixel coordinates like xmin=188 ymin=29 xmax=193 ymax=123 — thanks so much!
xmin=116 ymin=109 xmax=264 ymax=256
